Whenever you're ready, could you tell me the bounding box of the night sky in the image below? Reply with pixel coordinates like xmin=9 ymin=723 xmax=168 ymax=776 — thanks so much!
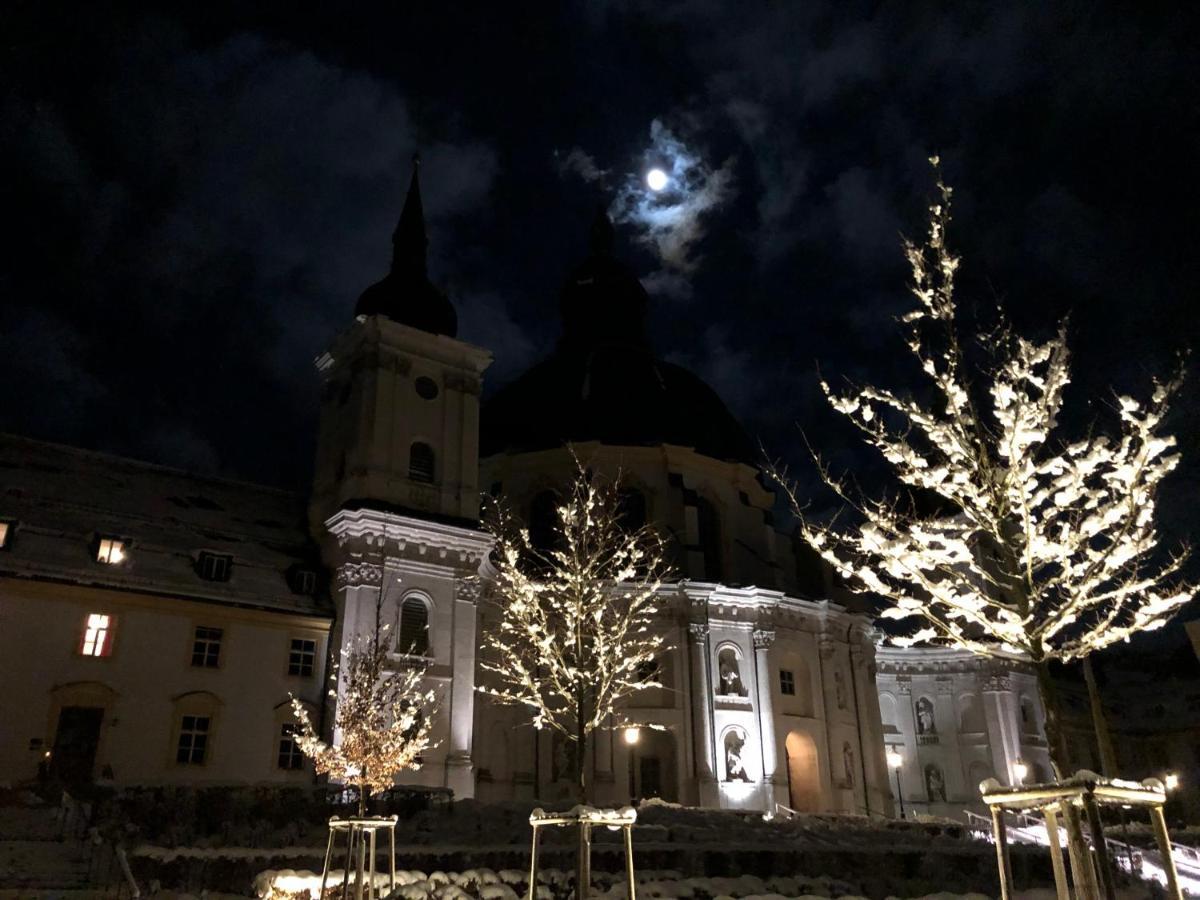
xmin=3 ymin=4 xmax=1198 ymax=632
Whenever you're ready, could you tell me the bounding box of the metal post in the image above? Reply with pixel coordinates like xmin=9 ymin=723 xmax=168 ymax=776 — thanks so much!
xmin=1043 ymin=805 xmax=1070 ymax=900
xmin=578 ymin=822 xmax=592 ymax=900
xmin=893 ymin=767 xmax=906 ymax=819
xmin=341 ymin=823 xmax=355 ymax=900
xmin=989 ymin=805 xmax=1014 ymax=900
xmin=320 ymin=824 xmax=336 ymax=900
xmin=1082 ymin=791 xmax=1117 ymax=900
xmin=527 ymin=824 xmax=540 ymax=900
xmin=1149 ymin=805 xmax=1183 ymax=900
xmin=629 ymin=743 xmax=637 ymax=806
xmin=389 ymin=823 xmax=396 ymax=895
xmin=623 ymin=823 xmax=637 ymax=900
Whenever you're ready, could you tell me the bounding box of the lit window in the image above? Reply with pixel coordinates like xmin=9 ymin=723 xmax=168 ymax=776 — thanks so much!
xmin=80 ymin=613 xmax=113 ymax=657
xmin=288 ymin=638 xmax=316 ymax=677
xmin=196 ymin=552 xmax=232 ymax=582
xmin=779 ymin=669 xmax=796 ymax=696
xmin=96 ymin=538 xmax=127 ymax=564
xmin=0 ymin=520 xmax=12 ymax=549
xmin=191 ymin=626 xmax=222 ymax=668
xmin=398 ymin=598 xmax=429 ymax=655
xmin=278 ymin=723 xmax=304 ymax=770
xmin=176 ymin=715 xmax=210 ymax=765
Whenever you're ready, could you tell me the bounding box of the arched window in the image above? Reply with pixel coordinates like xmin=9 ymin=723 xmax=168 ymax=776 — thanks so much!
xmin=716 ymin=646 xmax=746 ymax=696
xmin=1020 ymin=696 xmax=1039 ymax=733
xmin=617 ymin=488 xmax=647 ymax=534
xmin=409 ymin=442 xmax=435 ymax=483
xmin=958 ymin=693 xmax=986 ymax=733
xmin=528 ymin=490 xmax=559 ymax=553
xmin=696 ymin=497 xmax=722 ymax=581
xmin=398 ymin=597 xmax=429 ymax=656
xmin=878 ymin=692 xmax=899 ymax=733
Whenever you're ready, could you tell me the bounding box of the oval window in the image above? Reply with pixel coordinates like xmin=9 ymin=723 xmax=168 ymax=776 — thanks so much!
xmin=415 ymin=377 xmax=439 ymax=400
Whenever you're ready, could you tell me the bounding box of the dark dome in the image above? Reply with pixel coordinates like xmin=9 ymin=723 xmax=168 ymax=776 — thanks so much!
xmin=353 ymin=160 xmax=458 ymax=338
xmin=481 ymin=348 xmax=757 ymax=464
xmin=356 ymin=274 xmax=457 ymax=337
xmin=481 ymin=210 xmax=756 ymax=465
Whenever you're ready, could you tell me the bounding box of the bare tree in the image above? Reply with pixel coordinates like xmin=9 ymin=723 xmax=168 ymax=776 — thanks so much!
xmin=773 ymin=159 xmax=1193 ymax=773
xmin=291 ymin=598 xmax=437 ymax=816
xmin=479 ymin=461 xmax=672 ymax=804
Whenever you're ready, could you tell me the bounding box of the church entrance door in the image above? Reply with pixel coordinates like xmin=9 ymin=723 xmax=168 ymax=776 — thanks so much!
xmin=784 ymin=730 xmax=820 ymax=812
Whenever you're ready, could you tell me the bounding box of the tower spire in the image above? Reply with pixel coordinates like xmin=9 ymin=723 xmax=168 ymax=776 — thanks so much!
xmin=392 ymin=153 xmax=428 ymax=277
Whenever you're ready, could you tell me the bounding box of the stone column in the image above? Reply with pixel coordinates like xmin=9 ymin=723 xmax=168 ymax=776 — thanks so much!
xmin=446 ymin=577 xmax=479 ymax=799
xmin=982 ymin=671 xmax=1020 ymax=785
xmin=753 ymin=628 xmax=781 ymax=811
xmin=332 ymin=561 xmax=384 ymax=745
xmin=688 ymin=622 xmax=718 ymax=805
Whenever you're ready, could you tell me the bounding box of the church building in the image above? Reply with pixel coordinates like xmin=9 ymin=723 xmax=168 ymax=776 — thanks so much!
xmin=0 ymin=163 xmax=1044 ymax=819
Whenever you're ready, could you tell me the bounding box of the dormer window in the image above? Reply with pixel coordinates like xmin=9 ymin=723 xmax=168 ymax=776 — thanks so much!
xmin=0 ymin=520 xmax=12 ymax=549
xmin=197 ymin=551 xmax=232 ymax=582
xmin=96 ymin=537 xmax=127 ymax=565
xmin=288 ymin=566 xmax=317 ymax=596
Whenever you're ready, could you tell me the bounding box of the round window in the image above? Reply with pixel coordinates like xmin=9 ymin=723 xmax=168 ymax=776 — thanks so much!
xmin=415 ymin=377 xmax=439 ymax=400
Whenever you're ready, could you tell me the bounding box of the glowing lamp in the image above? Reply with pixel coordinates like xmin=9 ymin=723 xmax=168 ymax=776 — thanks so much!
xmin=1165 ymin=772 xmax=1180 ymax=792
xmin=1013 ymin=761 xmax=1028 ymax=784
xmin=886 ymin=749 xmax=903 ymax=769
xmin=623 ymin=726 xmax=640 ymax=746
xmin=646 ymin=168 xmax=669 ymax=192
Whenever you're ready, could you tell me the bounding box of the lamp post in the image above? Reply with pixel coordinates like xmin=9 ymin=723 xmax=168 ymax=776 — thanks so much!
xmin=887 ymin=748 xmax=905 ymax=819
xmin=624 ymin=726 xmax=640 ymax=805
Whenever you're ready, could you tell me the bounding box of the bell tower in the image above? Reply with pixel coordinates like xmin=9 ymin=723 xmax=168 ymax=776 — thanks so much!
xmin=310 ymin=158 xmax=492 ymax=528
xmin=310 ymin=158 xmax=494 ymax=802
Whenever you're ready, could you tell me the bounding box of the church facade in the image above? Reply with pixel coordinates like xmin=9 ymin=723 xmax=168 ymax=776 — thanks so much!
xmin=0 ymin=165 xmax=1043 ymax=818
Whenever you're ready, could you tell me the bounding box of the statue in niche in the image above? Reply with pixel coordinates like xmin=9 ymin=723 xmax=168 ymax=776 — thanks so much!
xmin=834 ymin=670 xmax=848 ymax=709
xmin=925 ymin=763 xmax=947 ymax=802
xmin=842 ymin=742 xmax=855 ymax=787
xmin=915 ymin=697 xmax=937 ymax=735
xmin=717 ymin=648 xmax=746 ymax=696
xmin=724 ymin=728 xmax=751 ymax=782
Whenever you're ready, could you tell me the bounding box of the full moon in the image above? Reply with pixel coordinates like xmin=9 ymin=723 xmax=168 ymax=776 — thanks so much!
xmin=646 ymin=168 xmax=669 ymax=191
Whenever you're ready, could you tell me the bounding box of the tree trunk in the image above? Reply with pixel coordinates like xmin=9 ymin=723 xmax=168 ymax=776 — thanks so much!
xmin=1034 ymin=659 xmax=1071 ymax=776
xmin=1035 ymin=659 xmax=1101 ymax=898
xmin=358 ymin=783 xmax=368 ymax=817
xmin=1082 ymin=657 xmax=1118 ymax=777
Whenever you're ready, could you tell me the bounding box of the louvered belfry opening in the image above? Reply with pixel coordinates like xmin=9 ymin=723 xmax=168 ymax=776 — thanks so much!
xmin=399 ymin=597 xmax=429 ymax=656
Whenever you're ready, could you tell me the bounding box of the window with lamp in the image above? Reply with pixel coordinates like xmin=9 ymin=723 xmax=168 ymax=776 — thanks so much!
xmin=79 ymin=613 xmax=114 ymax=657
xmin=94 ymin=537 xmax=127 ymax=564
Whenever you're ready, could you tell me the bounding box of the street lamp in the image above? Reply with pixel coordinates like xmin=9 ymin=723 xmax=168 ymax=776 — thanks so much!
xmin=624 ymin=727 xmax=640 ymax=805
xmin=1013 ymin=761 xmax=1028 ymax=785
xmin=887 ymin=748 xmax=905 ymax=819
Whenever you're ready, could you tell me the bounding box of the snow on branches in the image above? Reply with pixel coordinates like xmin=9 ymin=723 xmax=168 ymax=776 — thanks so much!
xmin=775 ymin=158 xmax=1192 ymax=665
xmin=290 ymin=597 xmax=437 ymax=813
xmin=478 ymin=460 xmax=672 ymax=799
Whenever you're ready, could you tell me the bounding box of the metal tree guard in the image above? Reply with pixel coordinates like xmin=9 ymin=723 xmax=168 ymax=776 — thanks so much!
xmin=980 ymin=774 xmax=1183 ymax=900
xmin=318 ymin=815 xmax=399 ymax=900
xmin=527 ymin=807 xmax=638 ymax=900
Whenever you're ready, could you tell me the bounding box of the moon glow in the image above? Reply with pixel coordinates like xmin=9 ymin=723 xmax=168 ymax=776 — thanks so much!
xmin=646 ymin=168 xmax=669 ymax=191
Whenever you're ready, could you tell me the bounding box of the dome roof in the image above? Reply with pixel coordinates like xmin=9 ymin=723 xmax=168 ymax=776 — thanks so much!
xmin=354 ymin=160 xmax=458 ymax=337
xmin=481 ymin=211 xmax=756 ymax=465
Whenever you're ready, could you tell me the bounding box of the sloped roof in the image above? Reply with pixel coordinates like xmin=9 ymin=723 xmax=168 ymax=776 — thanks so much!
xmin=0 ymin=434 xmax=330 ymax=618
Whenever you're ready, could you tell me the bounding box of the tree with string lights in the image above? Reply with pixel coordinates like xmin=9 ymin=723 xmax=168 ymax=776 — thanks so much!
xmin=478 ymin=460 xmax=672 ymax=804
xmin=290 ymin=598 xmax=437 ymax=817
xmin=772 ymin=159 xmax=1193 ymax=774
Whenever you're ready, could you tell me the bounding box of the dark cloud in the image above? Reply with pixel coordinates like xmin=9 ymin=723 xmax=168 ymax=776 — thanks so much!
xmin=2 ymin=2 xmax=1196 ymax=604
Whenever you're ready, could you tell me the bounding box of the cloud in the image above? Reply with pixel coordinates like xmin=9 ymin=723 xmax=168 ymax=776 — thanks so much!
xmin=608 ymin=119 xmax=736 ymax=273
xmin=555 ymin=147 xmax=608 ymax=183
